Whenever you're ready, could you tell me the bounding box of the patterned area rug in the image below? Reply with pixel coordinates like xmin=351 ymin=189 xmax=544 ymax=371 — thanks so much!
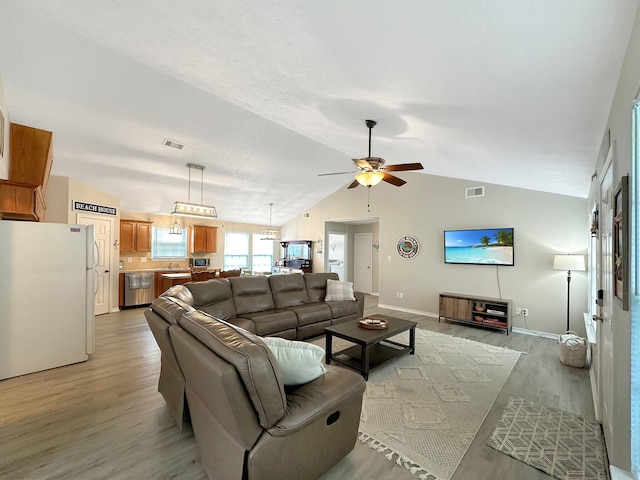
xmin=487 ymin=397 xmax=607 ymax=480
xmin=321 ymin=329 xmax=521 ymax=480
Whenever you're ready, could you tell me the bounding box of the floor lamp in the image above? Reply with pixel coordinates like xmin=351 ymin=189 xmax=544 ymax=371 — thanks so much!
xmin=553 ymin=254 xmax=586 ymax=332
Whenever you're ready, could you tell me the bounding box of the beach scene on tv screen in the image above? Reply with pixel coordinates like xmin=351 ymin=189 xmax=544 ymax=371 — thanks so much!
xmin=445 ymin=228 xmax=514 ymax=265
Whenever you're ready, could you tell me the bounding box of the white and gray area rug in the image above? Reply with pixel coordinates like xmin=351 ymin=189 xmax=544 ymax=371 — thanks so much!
xmin=487 ymin=397 xmax=607 ymax=480
xmin=322 ymin=329 xmax=522 ymax=480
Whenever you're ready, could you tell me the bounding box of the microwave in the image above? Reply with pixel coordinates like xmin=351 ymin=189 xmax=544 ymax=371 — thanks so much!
xmin=189 ymin=257 xmax=211 ymax=268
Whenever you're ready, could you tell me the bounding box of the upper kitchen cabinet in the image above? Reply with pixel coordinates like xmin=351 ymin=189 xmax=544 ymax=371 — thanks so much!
xmin=0 ymin=124 xmax=53 ymax=222
xmin=120 ymin=220 xmax=152 ymax=253
xmin=188 ymin=225 xmax=217 ymax=253
xmin=9 ymin=124 xmax=53 ymax=190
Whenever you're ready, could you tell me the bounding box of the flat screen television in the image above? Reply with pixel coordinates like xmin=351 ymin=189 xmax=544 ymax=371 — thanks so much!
xmin=444 ymin=228 xmax=514 ymax=266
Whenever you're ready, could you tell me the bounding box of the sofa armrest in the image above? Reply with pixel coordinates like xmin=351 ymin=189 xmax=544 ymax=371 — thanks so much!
xmin=267 ymin=368 xmax=365 ymax=437
xmin=354 ymin=291 xmax=365 ymax=317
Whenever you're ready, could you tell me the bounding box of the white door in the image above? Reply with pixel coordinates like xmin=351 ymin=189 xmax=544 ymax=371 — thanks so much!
xmin=77 ymin=214 xmax=112 ymax=315
xmin=327 ymin=232 xmax=346 ymax=280
xmin=599 ymin=153 xmax=615 ymax=456
xmin=354 ymin=233 xmax=372 ymax=294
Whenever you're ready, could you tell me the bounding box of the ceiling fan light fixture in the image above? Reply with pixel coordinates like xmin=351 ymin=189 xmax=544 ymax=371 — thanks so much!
xmin=355 ymin=170 xmax=384 ymax=187
xmin=261 ymin=203 xmax=280 ymax=241
xmin=171 ymin=163 xmax=218 ymax=219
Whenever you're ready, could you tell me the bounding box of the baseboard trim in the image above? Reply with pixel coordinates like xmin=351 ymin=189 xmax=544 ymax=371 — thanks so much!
xmin=377 ymin=304 xmax=558 ymax=338
xmin=511 ymin=326 xmax=558 ymax=340
xmin=377 ymin=303 xmax=439 ymax=318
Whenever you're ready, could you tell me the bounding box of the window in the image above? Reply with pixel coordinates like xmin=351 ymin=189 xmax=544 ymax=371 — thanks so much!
xmin=224 ymin=231 xmax=249 ymax=270
xmin=253 ymin=234 xmax=274 ymax=273
xmin=152 ymin=227 xmax=187 ymax=259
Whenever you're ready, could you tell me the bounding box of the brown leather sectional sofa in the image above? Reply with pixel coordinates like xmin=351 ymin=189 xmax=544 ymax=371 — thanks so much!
xmin=144 ymin=272 xmax=366 ymax=479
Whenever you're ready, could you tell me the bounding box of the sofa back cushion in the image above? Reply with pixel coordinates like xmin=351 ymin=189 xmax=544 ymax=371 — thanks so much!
xmin=184 ymin=279 xmax=236 ymax=320
xmin=229 ymin=276 xmax=276 ymax=314
xmin=303 ymin=272 xmax=339 ymax=303
xmin=162 ymin=284 xmax=195 ymax=306
xmin=268 ymin=273 xmax=310 ymax=308
xmin=150 ymin=296 xmax=194 ymax=325
xmin=179 ymin=310 xmax=286 ymax=429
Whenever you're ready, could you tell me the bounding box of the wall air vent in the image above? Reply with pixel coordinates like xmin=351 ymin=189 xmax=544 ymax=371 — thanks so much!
xmin=465 ymin=186 xmax=485 ymax=198
xmin=163 ymin=138 xmax=184 ymax=150
xmin=302 ymin=212 xmax=310 ymax=219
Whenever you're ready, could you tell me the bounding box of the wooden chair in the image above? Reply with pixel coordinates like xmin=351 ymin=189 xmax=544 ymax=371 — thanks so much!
xmin=219 ymin=269 xmax=241 ymax=278
xmin=190 ymin=270 xmax=218 ymax=282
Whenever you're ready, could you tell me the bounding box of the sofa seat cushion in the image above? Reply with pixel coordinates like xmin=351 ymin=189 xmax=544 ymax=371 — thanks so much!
xmin=238 ymin=309 xmax=298 ymax=337
xmin=327 ymin=299 xmax=360 ymax=319
xmin=185 ymin=279 xmax=236 ymax=320
xmin=262 ymin=337 xmax=326 ymax=386
xmin=269 ymin=273 xmax=311 ymax=308
xmin=284 ymin=303 xmax=332 ymax=327
xmin=268 ymin=368 xmax=366 ymax=437
xmin=178 ymin=310 xmax=286 ymax=429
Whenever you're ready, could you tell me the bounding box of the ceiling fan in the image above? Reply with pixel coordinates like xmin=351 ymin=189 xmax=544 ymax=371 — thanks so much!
xmin=319 ymin=119 xmax=424 ymax=188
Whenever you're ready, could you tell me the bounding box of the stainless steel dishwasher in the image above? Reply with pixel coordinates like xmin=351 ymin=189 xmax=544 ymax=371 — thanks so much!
xmin=124 ymin=273 xmax=154 ymax=307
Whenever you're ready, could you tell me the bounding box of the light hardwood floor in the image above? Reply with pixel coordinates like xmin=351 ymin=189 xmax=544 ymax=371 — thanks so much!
xmin=0 ymin=296 xmax=595 ymax=479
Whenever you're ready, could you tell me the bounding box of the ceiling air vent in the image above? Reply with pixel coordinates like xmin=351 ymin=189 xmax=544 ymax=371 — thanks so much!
xmin=163 ymin=138 xmax=184 ymax=150
xmin=465 ymin=186 xmax=485 ymax=198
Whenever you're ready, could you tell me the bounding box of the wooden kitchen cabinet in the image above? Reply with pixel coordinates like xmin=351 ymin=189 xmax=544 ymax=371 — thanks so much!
xmin=120 ymin=220 xmax=153 ymax=253
xmin=0 ymin=124 xmax=53 ymax=221
xmin=9 ymin=123 xmax=54 ymax=190
xmin=0 ymin=180 xmax=46 ymax=221
xmin=188 ymin=225 xmax=217 ymax=253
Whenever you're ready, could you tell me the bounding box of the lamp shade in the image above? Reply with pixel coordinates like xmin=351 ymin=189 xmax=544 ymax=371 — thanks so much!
xmin=553 ymin=254 xmax=585 ymax=271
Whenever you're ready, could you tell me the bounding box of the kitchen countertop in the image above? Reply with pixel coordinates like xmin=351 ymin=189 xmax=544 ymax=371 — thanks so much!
xmin=160 ymin=273 xmax=192 ymax=279
xmin=118 ymin=268 xmax=191 ymax=273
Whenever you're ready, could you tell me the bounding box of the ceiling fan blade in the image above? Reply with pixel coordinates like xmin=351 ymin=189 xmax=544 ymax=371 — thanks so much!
xmin=318 ymin=171 xmax=356 ymax=176
xmin=347 ymin=179 xmax=360 ymax=189
xmin=352 ymin=158 xmax=372 ymax=169
xmin=382 ymin=173 xmax=407 ymax=187
xmin=384 ymin=162 xmax=424 ymax=172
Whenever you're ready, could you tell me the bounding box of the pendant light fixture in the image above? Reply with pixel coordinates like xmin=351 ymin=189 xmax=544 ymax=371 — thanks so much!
xmin=169 ymin=217 xmax=182 ymax=235
xmin=170 ymin=163 xmax=218 ymax=219
xmin=260 ymin=203 xmax=280 ymax=241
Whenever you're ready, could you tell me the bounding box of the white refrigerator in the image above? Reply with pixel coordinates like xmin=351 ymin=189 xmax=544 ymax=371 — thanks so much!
xmin=0 ymin=221 xmax=97 ymax=380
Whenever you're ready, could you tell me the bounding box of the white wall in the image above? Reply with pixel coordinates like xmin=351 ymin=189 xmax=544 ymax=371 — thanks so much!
xmin=0 ymin=74 xmax=9 ymax=179
xmin=587 ymin=5 xmax=640 ymax=471
xmin=282 ymin=173 xmax=588 ymax=337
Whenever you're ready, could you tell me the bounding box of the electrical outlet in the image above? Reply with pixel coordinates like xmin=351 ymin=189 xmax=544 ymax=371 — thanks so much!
xmin=388 ymin=255 xmax=392 ymax=261
xmin=141 ymin=257 xmax=147 ymax=263
xmin=399 ymin=292 xmax=404 ymax=299
xmin=515 ymin=307 xmax=522 ymax=315
xmin=522 ymin=308 xmax=529 ymax=316
xmin=127 ymin=257 xmax=132 ymax=262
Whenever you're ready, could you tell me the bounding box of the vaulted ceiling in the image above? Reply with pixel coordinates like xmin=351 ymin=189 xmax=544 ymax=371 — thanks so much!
xmin=0 ymin=1 xmax=637 ymax=225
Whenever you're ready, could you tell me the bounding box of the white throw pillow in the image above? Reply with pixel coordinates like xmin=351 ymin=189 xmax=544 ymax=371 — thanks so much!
xmin=262 ymin=337 xmax=327 ymax=386
xmin=324 ymin=279 xmax=356 ymax=302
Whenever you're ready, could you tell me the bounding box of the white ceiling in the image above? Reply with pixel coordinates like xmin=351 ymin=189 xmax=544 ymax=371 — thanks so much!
xmin=0 ymin=1 xmax=637 ymax=226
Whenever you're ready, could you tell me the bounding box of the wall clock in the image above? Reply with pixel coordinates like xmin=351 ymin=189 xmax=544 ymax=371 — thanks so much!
xmin=396 ymin=235 xmax=420 ymax=259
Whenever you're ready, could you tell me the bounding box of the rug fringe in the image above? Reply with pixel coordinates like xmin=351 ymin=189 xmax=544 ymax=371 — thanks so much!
xmin=358 ymin=432 xmax=442 ymax=480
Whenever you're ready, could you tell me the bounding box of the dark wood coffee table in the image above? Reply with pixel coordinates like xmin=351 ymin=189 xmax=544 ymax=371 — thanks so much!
xmin=324 ymin=315 xmax=416 ymax=380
